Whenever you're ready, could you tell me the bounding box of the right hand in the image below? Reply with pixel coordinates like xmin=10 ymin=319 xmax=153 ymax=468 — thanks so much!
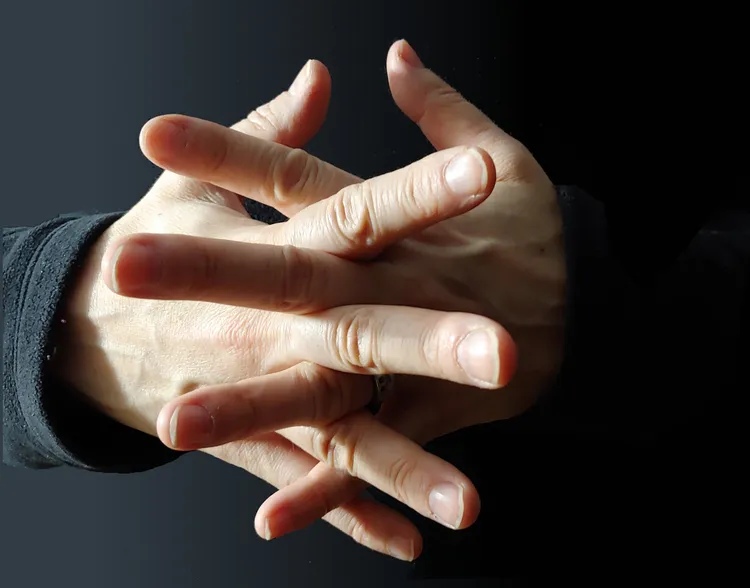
xmin=53 ymin=61 xmax=512 ymax=560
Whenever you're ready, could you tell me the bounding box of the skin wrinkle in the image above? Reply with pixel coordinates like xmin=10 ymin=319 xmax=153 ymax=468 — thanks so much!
xmin=331 ymin=183 xmax=379 ymax=251
xmin=272 ymin=148 xmax=309 ymax=205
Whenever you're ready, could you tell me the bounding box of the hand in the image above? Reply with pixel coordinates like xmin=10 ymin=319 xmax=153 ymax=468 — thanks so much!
xmin=54 ymin=60 xmax=515 ymax=560
xmin=130 ymin=42 xmax=566 ymax=558
xmin=262 ymin=41 xmax=566 ymax=547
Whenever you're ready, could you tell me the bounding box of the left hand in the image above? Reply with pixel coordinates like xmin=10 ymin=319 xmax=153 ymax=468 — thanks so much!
xmin=260 ymin=41 xmax=567 ymax=544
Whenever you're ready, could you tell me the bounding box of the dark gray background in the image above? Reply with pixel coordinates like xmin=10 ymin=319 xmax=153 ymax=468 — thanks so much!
xmin=1 ymin=0 xmax=743 ymax=585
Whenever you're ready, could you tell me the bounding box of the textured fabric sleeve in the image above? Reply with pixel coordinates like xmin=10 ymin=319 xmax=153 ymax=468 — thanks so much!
xmin=543 ymin=186 xmax=748 ymax=447
xmin=3 ymin=214 xmax=181 ymax=471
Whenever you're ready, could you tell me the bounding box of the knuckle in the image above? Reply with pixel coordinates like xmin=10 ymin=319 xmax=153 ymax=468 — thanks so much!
xmin=317 ymin=369 xmax=356 ymax=423
xmin=323 ymin=505 xmax=374 ymax=549
xmin=297 ymin=364 xmax=347 ymax=424
xmin=311 ymin=427 xmax=336 ymax=467
xmin=312 ymin=423 xmax=359 ymax=476
xmin=420 ymin=319 xmax=444 ymax=366
xmin=276 ymin=245 xmax=318 ymax=313
xmin=271 ymin=148 xmax=320 ymax=204
xmin=327 ymin=184 xmax=379 ymax=250
xmin=424 ymin=86 xmax=466 ymax=122
xmin=403 ymin=167 xmax=441 ymax=220
xmin=330 ymin=310 xmax=381 ymax=371
xmin=215 ymin=310 xmax=260 ymax=352
xmin=246 ymin=101 xmax=284 ymax=135
xmin=346 ymin=517 xmax=371 ymax=547
xmin=383 ymin=455 xmax=419 ymax=504
xmin=493 ymin=146 xmax=537 ymax=183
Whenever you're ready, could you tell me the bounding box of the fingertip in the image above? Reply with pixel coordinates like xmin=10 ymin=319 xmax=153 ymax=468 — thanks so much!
xmin=473 ymin=146 xmax=497 ymax=198
xmin=256 ymin=504 xmax=296 ymax=541
xmin=498 ymin=328 xmax=519 ymax=388
xmin=386 ymin=40 xmax=403 ymax=72
xmin=398 ymin=39 xmax=424 ymax=68
xmin=155 ymin=403 xmax=176 ymax=449
xmin=289 ymin=59 xmax=331 ymax=96
xmin=278 ymin=59 xmax=331 ymax=148
xmin=138 ymin=117 xmax=157 ymax=154
xmin=288 ymin=60 xmax=312 ymax=96
xmin=411 ymin=533 xmax=425 ymax=560
xmin=139 ymin=115 xmax=190 ymax=164
xmin=100 ymin=235 xmax=127 ymax=293
xmin=387 ymin=39 xmax=423 ymax=73
xmin=253 ymin=510 xmax=272 ymax=541
xmin=457 ymin=480 xmax=482 ymax=529
xmin=304 ymin=59 xmax=331 ymax=90
xmin=386 ymin=42 xmax=432 ymax=128
xmin=102 ymin=234 xmax=160 ymax=296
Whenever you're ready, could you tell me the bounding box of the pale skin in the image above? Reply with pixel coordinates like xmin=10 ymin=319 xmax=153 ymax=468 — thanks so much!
xmin=56 ymin=40 xmax=565 ymax=561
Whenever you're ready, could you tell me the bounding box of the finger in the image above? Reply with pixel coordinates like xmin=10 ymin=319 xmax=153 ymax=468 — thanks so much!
xmin=255 ymin=387 xmax=444 ymax=542
xmin=386 ymin=40 xmax=534 ymax=181
xmin=139 ymin=113 xmax=359 ymax=216
xmin=103 ymin=233 xmax=517 ymax=388
xmin=290 ymin=305 xmax=518 ymax=389
xmin=276 ymin=145 xmax=496 ymax=257
xmin=277 ymin=413 xmax=481 ymax=531
xmin=146 ymin=60 xmax=332 ymax=205
xmin=255 ymin=393 xmax=436 ymax=542
xmin=102 ymin=232 xmax=395 ymax=312
xmin=156 ymin=363 xmax=372 ymax=451
xmin=206 ymin=436 xmax=422 ymax=561
xmin=230 ymin=59 xmax=332 ymax=147
xmin=257 ymin=466 xmax=367 ymax=540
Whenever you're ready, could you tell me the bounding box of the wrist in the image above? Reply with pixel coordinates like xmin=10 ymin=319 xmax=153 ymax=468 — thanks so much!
xmin=50 ymin=225 xmax=150 ymax=433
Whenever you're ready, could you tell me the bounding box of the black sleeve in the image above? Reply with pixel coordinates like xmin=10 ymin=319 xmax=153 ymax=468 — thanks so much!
xmin=3 ymin=213 xmax=181 ymax=472
xmin=546 ymin=186 xmax=748 ymax=448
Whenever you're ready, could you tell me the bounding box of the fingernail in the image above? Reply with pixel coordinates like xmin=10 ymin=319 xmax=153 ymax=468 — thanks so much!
xmin=456 ymin=330 xmax=500 ymax=386
xmin=289 ymin=60 xmax=311 ymax=95
xmin=444 ymin=149 xmax=487 ymax=198
xmin=169 ymin=404 xmax=213 ymax=448
xmin=263 ymin=510 xmax=297 ymax=541
xmin=387 ymin=537 xmax=415 ymax=562
xmin=109 ymin=244 xmax=127 ymax=293
xmin=398 ymin=40 xmax=423 ymax=68
xmin=428 ymin=483 xmax=463 ymax=529
xmin=110 ymin=242 xmax=156 ymax=294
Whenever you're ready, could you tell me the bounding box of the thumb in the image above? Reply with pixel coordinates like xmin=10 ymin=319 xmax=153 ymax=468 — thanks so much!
xmin=386 ymin=40 xmax=532 ymax=182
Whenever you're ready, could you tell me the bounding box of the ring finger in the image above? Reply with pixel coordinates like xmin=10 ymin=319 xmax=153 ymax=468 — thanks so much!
xmin=156 ymin=363 xmax=372 ymax=451
xmin=276 ymin=412 xmax=481 ymax=531
xmin=205 ymin=435 xmax=422 ymax=561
